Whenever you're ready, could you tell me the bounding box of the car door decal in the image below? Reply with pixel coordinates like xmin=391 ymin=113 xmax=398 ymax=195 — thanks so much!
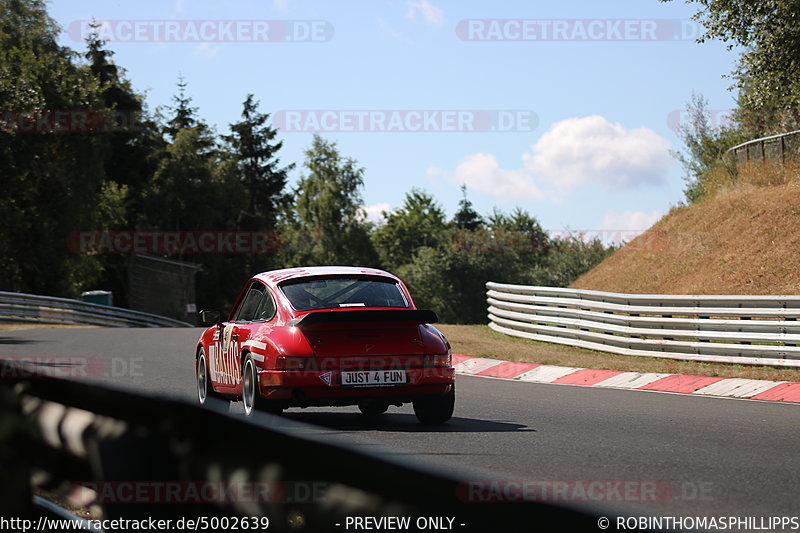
xmin=212 ymin=323 xmax=239 ymax=386
xmin=208 ymin=329 xmax=220 ymax=381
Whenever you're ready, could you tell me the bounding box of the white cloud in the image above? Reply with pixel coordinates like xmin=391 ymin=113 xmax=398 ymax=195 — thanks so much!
xmin=523 ymin=115 xmax=672 ymax=191
xmin=425 ymin=164 xmax=442 ymax=180
xmin=442 ymin=115 xmax=672 ymax=202
xmin=453 ymin=153 xmax=542 ymax=200
xmin=601 ymin=210 xmax=662 ymax=231
xmin=406 ymin=0 xmax=444 ymax=25
xmin=194 ymin=43 xmax=221 ymax=59
xmin=361 ymin=202 xmax=391 ymax=224
xmin=272 ymin=0 xmax=290 ymax=12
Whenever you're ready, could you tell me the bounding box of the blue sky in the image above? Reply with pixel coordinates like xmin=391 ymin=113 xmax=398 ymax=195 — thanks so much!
xmin=49 ymin=0 xmax=740 ymax=240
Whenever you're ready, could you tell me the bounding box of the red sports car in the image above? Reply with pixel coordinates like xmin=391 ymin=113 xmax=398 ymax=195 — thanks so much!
xmin=194 ymin=266 xmax=455 ymax=423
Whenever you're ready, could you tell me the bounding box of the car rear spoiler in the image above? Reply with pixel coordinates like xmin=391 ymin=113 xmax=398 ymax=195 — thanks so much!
xmin=288 ymin=309 xmax=438 ymax=328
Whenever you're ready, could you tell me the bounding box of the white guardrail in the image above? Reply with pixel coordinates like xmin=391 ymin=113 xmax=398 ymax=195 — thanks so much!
xmin=487 ymin=282 xmax=800 ymax=368
xmin=0 ymin=291 xmax=192 ymax=328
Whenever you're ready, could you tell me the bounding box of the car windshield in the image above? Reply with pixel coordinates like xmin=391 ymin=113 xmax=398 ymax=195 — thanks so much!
xmin=280 ymin=277 xmax=409 ymax=311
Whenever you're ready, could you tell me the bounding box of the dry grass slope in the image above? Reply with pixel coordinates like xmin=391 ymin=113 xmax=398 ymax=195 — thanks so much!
xmin=572 ymin=183 xmax=800 ymax=295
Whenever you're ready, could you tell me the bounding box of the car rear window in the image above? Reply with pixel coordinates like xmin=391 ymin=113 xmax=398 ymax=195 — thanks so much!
xmin=280 ymin=277 xmax=409 ymax=311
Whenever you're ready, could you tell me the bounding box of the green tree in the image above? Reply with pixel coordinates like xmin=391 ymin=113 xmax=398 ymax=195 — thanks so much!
xmin=372 ymin=188 xmax=448 ymax=271
xmin=163 ymin=77 xmax=214 ymax=145
xmin=139 ymin=79 xmax=223 ymax=231
xmin=85 ymin=21 xmax=139 ymax=111
xmin=399 ymin=244 xmax=527 ymax=324
xmin=673 ymin=93 xmax=746 ymax=203
xmin=529 ymin=235 xmax=616 ymax=287
xmin=282 ymin=135 xmax=378 ymax=266
xmin=140 ymin=128 xmax=223 ymax=231
xmin=480 ymin=207 xmax=550 ymax=262
xmin=135 ymin=80 xmax=251 ymax=311
xmin=224 ymin=94 xmax=293 ymax=231
xmin=140 ymin=129 xmax=249 ymax=312
xmin=195 ymin=95 xmax=295 ymax=310
xmin=82 ymin=22 xmax=164 ymax=307
xmin=398 ymin=206 xmax=551 ymax=323
xmin=0 ymin=0 xmax=125 ymax=296
xmin=665 ymin=0 xmax=800 ymax=130
xmin=83 ymin=23 xmax=162 ymax=194
xmin=452 ymin=184 xmax=483 ymax=230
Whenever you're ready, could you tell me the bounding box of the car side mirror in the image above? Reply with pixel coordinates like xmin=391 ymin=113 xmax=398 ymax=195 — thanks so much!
xmin=199 ymin=309 xmax=222 ymax=326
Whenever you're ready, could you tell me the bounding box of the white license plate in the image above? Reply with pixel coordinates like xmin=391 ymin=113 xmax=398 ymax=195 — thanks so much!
xmin=340 ymin=370 xmax=407 ymax=387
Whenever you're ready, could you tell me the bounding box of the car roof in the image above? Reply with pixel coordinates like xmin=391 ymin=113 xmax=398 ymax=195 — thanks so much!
xmin=252 ymin=266 xmax=401 ymax=288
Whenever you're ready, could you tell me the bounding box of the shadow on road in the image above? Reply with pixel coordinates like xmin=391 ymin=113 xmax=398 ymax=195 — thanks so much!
xmin=0 ymin=336 xmax=40 ymax=345
xmin=283 ymin=411 xmax=534 ymax=433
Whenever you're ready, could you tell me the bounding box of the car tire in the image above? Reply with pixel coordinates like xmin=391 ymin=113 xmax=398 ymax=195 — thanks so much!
xmin=197 ymin=348 xmax=222 ymax=405
xmin=358 ymin=400 xmax=389 ymax=416
xmin=413 ymin=385 xmax=455 ymax=424
xmin=242 ymin=353 xmax=282 ymax=416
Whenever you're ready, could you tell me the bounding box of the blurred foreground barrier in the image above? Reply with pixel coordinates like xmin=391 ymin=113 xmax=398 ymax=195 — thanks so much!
xmin=0 ymin=291 xmax=191 ymax=327
xmin=487 ymin=282 xmax=800 ymax=368
xmin=0 ymin=359 xmax=663 ymax=532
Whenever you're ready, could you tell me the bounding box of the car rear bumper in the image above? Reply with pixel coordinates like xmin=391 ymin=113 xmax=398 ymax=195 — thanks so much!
xmin=257 ymin=367 xmax=455 ymax=407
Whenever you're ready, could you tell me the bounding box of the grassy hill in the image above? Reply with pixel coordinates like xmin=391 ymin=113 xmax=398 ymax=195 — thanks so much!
xmin=572 ymin=183 xmax=800 ymax=295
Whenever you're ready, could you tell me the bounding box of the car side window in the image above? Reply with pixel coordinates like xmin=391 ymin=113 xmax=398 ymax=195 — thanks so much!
xmin=234 ymin=283 xmax=265 ymax=322
xmin=254 ymin=291 xmax=276 ymax=322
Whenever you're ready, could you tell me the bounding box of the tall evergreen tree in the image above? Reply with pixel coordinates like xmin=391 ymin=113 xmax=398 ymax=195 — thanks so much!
xmin=137 ymin=78 xmax=227 ymax=233
xmin=224 ymin=94 xmax=293 ymax=230
xmin=164 ymin=77 xmax=212 ymax=145
xmin=452 ymin=184 xmax=483 ymax=230
xmin=81 ymin=23 xmax=165 ymax=306
xmin=84 ymin=21 xmax=138 ymax=110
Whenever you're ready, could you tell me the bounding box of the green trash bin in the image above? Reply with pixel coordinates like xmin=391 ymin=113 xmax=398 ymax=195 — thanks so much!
xmin=81 ymin=290 xmax=113 ymax=307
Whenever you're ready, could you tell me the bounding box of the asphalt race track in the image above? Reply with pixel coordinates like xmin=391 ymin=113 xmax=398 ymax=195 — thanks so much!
xmin=3 ymin=327 xmax=799 ymax=521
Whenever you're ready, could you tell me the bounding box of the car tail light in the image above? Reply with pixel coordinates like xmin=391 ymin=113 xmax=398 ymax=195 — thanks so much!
xmin=275 ymin=356 xmax=313 ymax=371
xmin=424 ymin=353 xmax=451 ymax=368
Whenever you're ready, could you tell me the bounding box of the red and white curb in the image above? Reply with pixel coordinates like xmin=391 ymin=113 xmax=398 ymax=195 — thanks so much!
xmin=452 ymin=354 xmax=800 ymax=404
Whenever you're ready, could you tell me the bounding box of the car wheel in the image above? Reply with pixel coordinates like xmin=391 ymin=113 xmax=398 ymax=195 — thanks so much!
xmin=413 ymin=384 xmax=455 ymax=424
xmin=242 ymin=353 xmax=282 ymax=416
xmin=196 ymin=348 xmax=221 ymax=405
xmin=358 ymin=400 xmax=389 ymax=416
